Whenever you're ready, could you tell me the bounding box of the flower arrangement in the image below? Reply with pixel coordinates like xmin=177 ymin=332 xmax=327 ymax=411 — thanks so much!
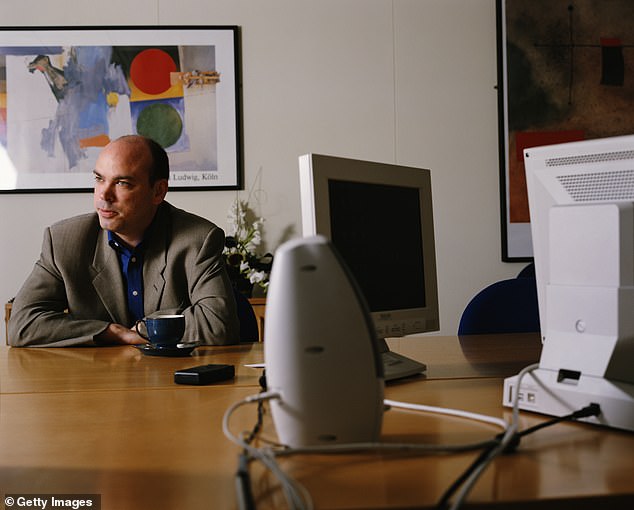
xmin=223 ymin=198 xmax=273 ymax=296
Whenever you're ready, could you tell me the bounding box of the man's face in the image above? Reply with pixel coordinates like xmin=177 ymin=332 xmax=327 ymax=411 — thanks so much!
xmin=93 ymin=138 xmax=167 ymax=247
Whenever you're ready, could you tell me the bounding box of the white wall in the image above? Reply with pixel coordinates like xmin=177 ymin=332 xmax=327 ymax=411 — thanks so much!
xmin=0 ymin=0 xmax=526 ymax=341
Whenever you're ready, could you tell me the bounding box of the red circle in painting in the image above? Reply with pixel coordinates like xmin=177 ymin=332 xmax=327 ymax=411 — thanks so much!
xmin=130 ymin=49 xmax=177 ymax=95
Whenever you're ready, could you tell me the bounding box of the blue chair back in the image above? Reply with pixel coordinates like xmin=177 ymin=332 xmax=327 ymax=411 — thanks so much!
xmin=458 ymin=275 xmax=540 ymax=335
xmin=516 ymin=262 xmax=535 ymax=279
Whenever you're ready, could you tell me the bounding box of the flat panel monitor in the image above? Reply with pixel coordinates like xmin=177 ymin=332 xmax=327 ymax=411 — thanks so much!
xmin=502 ymin=134 xmax=634 ymax=431
xmin=299 ymin=153 xmax=439 ymax=340
xmin=524 ymin=134 xmax=634 ymax=348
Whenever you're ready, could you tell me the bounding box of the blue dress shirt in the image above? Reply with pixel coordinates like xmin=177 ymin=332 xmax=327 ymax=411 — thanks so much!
xmin=107 ymin=231 xmax=145 ymax=322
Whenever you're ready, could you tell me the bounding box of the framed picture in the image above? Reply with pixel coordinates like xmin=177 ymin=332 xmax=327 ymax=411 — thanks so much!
xmin=497 ymin=0 xmax=634 ymax=260
xmin=0 ymin=26 xmax=242 ymax=193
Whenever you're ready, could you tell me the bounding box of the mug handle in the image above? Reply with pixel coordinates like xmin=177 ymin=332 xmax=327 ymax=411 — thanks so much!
xmin=135 ymin=319 xmax=150 ymax=340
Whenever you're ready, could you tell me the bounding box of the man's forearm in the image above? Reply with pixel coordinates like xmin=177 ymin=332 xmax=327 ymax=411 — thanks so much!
xmin=94 ymin=323 xmax=146 ymax=345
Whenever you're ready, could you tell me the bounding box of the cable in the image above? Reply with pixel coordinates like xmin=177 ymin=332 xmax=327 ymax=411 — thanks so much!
xmin=222 ymin=391 xmax=280 ymax=451
xmin=436 ymin=366 xmax=602 ymax=510
xmin=514 ymin=403 xmax=601 ymax=441
xmin=385 ymin=399 xmax=509 ymax=430
xmin=223 ymin=391 xmax=314 ymax=510
xmin=245 ymin=395 xmax=267 ymax=445
xmin=279 ymin=400 xmax=509 ymax=457
xmin=223 ymin=390 xmax=513 ymax=509
xmin=226 ymin=369 xmax=603 ymax=510
xmin=437 ymin=402 xmax=602 ymax=510
xmin=227 ymin=376 xmax=599 ymax=510
xmin=223 ymin=394 xmax=508 ymax=456
xmin=436 ymin=362 xmax=539 ymax=510
xmin=436 ymin=438 xmax=501 ymax=510
xmin=235 ymin=396 xmax=269 ymax=510
xmin=276 ymin=437 xmax=496 ymax=457
xmin=235 ymin=452 xmax=255 ymax=510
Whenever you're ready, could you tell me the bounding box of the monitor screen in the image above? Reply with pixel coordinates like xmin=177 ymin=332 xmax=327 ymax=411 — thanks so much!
xmin=299 ymin=153 xmax=439 ymax=338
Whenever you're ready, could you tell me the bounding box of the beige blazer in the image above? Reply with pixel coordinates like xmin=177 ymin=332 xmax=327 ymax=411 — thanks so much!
xmin=8 ymin=202 xmax=239 ymax=347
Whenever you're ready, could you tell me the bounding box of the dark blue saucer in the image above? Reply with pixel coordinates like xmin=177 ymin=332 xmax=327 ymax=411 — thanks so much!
xmin=134 ymin=342 xmax=198 ymax=357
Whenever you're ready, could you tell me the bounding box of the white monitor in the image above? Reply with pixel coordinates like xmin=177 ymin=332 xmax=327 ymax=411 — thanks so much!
xmin=299 ymin=153 xmax=439 ymax=339
xmin=503 ymin=134 xmax=634 ymax=431
xmin=525 ymin=135 xmax=634 ymax=354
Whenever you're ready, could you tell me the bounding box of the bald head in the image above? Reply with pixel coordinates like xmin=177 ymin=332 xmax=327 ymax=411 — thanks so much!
xmin=110 ymin=135 xmax=170 ymax=184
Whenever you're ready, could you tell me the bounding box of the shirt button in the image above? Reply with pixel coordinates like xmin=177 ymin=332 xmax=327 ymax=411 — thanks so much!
xmin=131 ymin=257 xmax=137 ymax=263
xmin=132 ymin=290 xmax=138 ymax=297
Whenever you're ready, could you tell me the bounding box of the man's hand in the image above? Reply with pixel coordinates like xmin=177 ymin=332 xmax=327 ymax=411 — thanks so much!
xmin=94 ymin=323 xmax=147 ymax=345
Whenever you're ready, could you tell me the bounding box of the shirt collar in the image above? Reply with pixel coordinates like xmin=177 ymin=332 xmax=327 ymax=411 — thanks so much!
xmin=107 ymin=231 xmax=144 ymax=256
xmin=104 ymin=202 xmax=166 ymax=254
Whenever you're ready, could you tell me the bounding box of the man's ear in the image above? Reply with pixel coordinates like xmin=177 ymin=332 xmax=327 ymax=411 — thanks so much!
xmin=153 ymin=179 xmax=169 ymax=204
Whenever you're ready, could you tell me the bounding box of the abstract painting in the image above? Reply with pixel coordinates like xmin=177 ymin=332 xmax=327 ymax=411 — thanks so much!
xmin=497 ymin=0 xmax=634 ymax=260
xmin=0 ymin=27 xmax=240 ymax=192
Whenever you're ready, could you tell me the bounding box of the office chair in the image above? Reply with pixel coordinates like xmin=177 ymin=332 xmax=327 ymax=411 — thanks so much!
xmin=516 ymin=262 xmax=535 ymax=278
xmin=458 ymin=264 xmax=540 ymax=335
xmin=232 ymin=287 xmax=260 ymax=342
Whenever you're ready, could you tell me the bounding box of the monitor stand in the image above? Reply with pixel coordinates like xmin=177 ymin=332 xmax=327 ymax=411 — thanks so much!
xmin=377 ymin=338 xmax=427 ymax=382
xmin=503 ymin=368 xmax=634 ymax=432
xmin=504 ymin=202 xmax=634 ymax=431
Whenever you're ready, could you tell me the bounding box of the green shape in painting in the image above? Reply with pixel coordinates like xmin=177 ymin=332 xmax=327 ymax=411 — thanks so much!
xmin=136 ymin=103 xmax=183 ymax=148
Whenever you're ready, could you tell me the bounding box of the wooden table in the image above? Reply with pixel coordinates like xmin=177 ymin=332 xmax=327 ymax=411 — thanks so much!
xmin=0 ymin=342 xmax=265 ymax=393
xmin=0 ymin=334 xmax=541 ymax=394
xmin=1 ymin=334 xmax=633 ymax=509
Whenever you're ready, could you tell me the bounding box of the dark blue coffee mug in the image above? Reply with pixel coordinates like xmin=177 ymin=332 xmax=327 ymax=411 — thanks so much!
xmin=135 ymin=314 xmax=185 ymax=347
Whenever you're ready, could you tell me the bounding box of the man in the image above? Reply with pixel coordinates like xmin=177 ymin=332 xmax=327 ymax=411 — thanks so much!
xmin=8 ymin=135 xmax=240 ymax=347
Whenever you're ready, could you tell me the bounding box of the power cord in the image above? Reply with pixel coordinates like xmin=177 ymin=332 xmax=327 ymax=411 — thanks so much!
xmin=509 ymin=402 xmax=601 ymax=448
xmin=225 ymin=391 xmax=314 ymax=510
xmin=235 ymin=394 xmax=269 ymax=510
xmin=225 ymin=364 xmax=603 ymax=510
xmin=436 ymin=364 xmax=602 ymax=510
xmin=436 ymin=437 xmax=502 ymax=510
xmin=436 ymin=402 xmax=601 ymax=510
xmin=235 ymin=451 xmax=255 ymax=510
xmin=224 ymin=390 xmax=512 ymax=509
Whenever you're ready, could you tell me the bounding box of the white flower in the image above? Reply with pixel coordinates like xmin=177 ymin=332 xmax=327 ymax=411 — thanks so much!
xmin=249 ymin=270 xmax=267 ymax=284
xmin=223 ymin=196 xmax=272 ymax=292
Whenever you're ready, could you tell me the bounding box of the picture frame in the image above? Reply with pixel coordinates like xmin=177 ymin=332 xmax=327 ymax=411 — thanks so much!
xmin=0 ymin=26 xmax=242 ymax=193
xmin=496 ymin=0 xmax=634 ymax=260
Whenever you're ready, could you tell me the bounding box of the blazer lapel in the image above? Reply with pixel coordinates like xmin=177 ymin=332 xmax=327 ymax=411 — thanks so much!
xmin=143 ymin=206 xmax=168 ymax=314
xmin=92 ymin=230 xmax=131 ymax=325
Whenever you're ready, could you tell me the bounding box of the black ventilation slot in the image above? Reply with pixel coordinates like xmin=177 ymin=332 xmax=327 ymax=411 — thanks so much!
xmin=557 ymin=368 xmax=581 ymax=385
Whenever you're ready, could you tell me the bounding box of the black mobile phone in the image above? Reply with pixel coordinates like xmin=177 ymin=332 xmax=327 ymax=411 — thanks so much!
xmin=174 ymin=364 xmax=235 ymax=385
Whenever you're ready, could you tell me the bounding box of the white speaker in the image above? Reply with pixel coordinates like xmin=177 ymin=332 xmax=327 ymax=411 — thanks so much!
xmin=264 ymin=236 xmax=384 ymax=447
